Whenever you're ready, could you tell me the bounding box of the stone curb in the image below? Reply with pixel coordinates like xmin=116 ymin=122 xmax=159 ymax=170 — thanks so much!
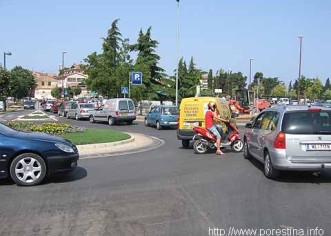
xmin=77 ymin=133 xmax=135 ymax=151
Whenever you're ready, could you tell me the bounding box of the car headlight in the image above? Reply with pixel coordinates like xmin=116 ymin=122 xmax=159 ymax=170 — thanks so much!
xmin=55 ymin=143 xmax=75 ymax=153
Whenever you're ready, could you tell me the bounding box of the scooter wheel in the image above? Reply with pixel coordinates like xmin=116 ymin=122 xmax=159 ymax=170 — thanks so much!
xmin=232 ymin=140 xmax=244 ymax=152
xmin=193 ymin=140 xmax=209 ymax=154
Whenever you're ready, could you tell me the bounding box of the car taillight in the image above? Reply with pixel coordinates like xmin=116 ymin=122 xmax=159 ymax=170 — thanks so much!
xmin=308 ymin=108 xmax=321 ymax=112
xmin=273 ymin=131 xmax=286 ymax=149
xmin=80 ymin=110 xmax=85 ymax=113
xmin=115 ymin=111 xmax=119 ymax=116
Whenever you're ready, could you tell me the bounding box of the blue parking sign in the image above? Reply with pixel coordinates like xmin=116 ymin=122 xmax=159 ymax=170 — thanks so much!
xmin=131 ymin=72 xmax=142 ymax=85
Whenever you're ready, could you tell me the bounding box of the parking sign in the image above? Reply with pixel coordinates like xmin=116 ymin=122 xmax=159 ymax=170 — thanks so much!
xmin=131 ymin=72 xmax=142 ymax=85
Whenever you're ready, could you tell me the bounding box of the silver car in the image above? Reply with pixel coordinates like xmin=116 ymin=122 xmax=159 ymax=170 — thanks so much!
xmin=66 ymin=103 xmax=95 ymax=120
xmin=244 ymin=106 xmax=331 ymax=179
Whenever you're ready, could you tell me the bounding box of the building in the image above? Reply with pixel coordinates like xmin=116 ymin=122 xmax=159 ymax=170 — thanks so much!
xmin=32 ymin=71 xmax=58 ymax=99
xmin=56 ymin=63 xmax=89 ymax=97
xmin=200 ymin=73 xmax=209 ymax=90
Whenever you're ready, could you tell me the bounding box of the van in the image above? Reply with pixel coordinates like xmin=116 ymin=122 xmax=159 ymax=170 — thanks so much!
xmin=177 ymin=97 xmax=234 ymax=148
xmin=89 ymin=98 xmax=136 ymax=125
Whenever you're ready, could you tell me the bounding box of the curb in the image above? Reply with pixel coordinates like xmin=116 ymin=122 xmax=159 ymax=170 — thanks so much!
xmin=77 ymin=133 xmax=135 ymax=151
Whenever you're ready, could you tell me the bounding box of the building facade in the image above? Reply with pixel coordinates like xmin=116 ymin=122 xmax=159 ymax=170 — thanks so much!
xmin=32 ymin=71 xmax=58 ymax=99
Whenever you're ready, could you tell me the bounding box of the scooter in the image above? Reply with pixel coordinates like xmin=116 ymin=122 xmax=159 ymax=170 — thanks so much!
xmin=192 ymin=121 xmax=243 ymax=154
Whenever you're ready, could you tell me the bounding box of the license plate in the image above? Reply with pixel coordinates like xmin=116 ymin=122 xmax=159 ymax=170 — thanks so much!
xmin=307 ymin=144 xmax=331 ymax=150
xmin=183 ymin=122 xmax=199 ymax=127
xmin=121 ymin=113 xmax=127 ymax=117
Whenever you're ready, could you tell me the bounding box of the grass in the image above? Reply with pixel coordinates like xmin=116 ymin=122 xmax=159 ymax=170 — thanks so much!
xmin=21 ymin=115 xmax=49 ymax=119
xmin=60 ymin=128 xmax=131 ymax=145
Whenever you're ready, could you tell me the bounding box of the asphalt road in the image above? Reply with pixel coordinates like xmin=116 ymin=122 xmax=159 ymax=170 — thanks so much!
xmin=1 ymin=110 xmax=331 ymax=236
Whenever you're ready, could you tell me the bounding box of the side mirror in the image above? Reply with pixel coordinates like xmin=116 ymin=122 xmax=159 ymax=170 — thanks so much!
xmin=245 ymin=123 xmax=252 ymax=128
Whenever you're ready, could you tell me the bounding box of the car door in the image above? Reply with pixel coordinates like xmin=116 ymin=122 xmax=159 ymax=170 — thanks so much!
xmin=153 ymin=106 xmax=160 ymax=126
xmin=255 ymin=111 xmax=278 ymax=159
xmin=248 ymin=112 xmax=265 ymax=159
xmin=68 ymin=103 xmax=77 ymax=118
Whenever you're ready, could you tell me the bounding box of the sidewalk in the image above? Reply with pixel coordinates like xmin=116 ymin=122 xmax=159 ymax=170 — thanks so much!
xmin=77 ymin=133 xmax=164 ymax=159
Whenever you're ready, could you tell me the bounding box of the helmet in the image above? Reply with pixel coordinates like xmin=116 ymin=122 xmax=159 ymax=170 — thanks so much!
xmin=208 ymin=101 xmax=217 ymax=110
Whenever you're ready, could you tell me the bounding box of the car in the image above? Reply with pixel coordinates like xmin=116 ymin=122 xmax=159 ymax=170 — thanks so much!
xmin=23 ymin=100 xmax=35 ymax=109
xmin=243 ymin=105 xmax=331 ymax=179
xmin=66 ymin=102 xmax=95 ymax=120
xmin=144 ymin=105 xmax=178 ymax=130
xmin=0 ymin=122 xmax=79 ymax=186
xmin=42 ymin=100 xmax=55 ymax=112
xmin=58 ymin=101 xmax=74 ymax=117
xmin=50 ymin=100 xmax=60 ymax=113
xmin=89 ymin=98 xmax=136 ymax=125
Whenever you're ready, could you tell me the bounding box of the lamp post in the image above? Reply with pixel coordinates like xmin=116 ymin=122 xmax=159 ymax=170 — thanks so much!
xmin=3 ymin=52 xmax=12 ymax=70
xmin=249 ymin=58 xmax=254 ymax=89
xmin=175 ymin=0 xmax=180 ymax=107
xmin=61 ymin=51 xmax=67 ymax=97
xmin=297 ymin=35 xmax=303 ymax=103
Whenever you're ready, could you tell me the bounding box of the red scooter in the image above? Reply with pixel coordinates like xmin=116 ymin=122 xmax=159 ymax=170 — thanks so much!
xmin=192 ymin=121 xmax=243 ymax=154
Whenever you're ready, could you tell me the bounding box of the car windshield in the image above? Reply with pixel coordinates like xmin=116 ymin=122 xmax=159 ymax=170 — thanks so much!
xmin=80 ymin=103 xmax=95 ymax=108
xmin=282 ymin=110 xmax=331 ymax=134
xmin=162 ymin=107 xmax=178 ymax=115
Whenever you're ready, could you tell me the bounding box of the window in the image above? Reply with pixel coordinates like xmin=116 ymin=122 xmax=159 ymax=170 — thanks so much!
xmin=261 ymin=112 xmax=275 ymax=130
xmin=253 ymin=113 xmax=264 ymax=129
xmin=282 ymin=111 xmax=331 ymax=134
xmin=48 ymin=82 xmax=51 ymax=86
xmin=42 ymin=82 xmax=45 ymax=86
xmin=119 ymin=101 xmax=128 ymax=111
xmin=128 ymin=101 xmax=134 ymax=110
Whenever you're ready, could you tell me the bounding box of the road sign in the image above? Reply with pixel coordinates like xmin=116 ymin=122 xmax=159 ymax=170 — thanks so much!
xmin=131 ymin=72 xmax=142 ymax=85
xmin=121 ymin=86 xmax=129 ymax=94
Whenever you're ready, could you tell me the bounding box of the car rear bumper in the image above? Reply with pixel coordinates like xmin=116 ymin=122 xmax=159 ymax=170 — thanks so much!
xmin=270 ymin=150 xmax=331 ymax=171
xmin=47 ymin=153 xmax=79 ymax=173
xmin=177 ymin=129 xmax=195 ymax=140
xmin=114 ymin=116 xmax=136 ymax=122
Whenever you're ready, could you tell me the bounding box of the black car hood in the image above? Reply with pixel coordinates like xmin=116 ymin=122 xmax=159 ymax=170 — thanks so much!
xmin=11 ymin=131 xmax=68 ymax=144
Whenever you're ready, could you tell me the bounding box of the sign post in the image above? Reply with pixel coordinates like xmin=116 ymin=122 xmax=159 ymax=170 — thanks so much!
xmin=129 ymin=72 xmax=143 ymax=98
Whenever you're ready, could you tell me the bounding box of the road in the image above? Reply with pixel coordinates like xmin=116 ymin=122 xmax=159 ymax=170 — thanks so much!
xmin=1 ymin=110 xmax=331 ymax=236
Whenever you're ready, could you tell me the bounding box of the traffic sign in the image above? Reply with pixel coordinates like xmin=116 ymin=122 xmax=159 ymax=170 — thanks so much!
xmin=121 ymin=86 xmax=129 ymax=94
xmin=131 ymin=72 xmax=142 ymax=85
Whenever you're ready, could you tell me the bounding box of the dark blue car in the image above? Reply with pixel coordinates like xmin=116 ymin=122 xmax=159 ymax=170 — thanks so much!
xmin=0 ymin=122 xmax=79 ymax=186
xmin=144 ymin=105 xmax=178 ymax=130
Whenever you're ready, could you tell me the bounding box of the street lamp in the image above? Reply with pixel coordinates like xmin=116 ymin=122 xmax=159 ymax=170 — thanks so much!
xmin=249 ymin=58 xmax=254 ymax=89
xmin=3 ymin=52 xmax=12 ymax=70
xmin=297 ymin=35 xmax=303 ymax=103
xmin=61 ymin=51 xmax=67 ymax=97
xmin=175 ymin=0 xmax=180 ymax=107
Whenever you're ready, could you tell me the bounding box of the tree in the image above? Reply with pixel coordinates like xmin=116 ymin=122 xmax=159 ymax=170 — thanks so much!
xmin=207 ymin=69 xmax=213 ymax=90
xmin=9 ymin=66 xmax=36 ymax=99
xmin=324 ymin=78 xmax=331 ymax=93
xmin=51 ymin=87 xmax=61 ymax=98
xmin=306 ymin=78 xmax=323 ymax=100
xmin=324 ymin=89 xmax=331 ymax=100
xmin=0 ymin=68 xmax=11 ymax=97
xmin=85 ymin=19 xmax=127 ymax=98
xmin=130 ymin=27 xmax=165 ymax=100
xmin=270 ymin=84 xmax=287 ymax=97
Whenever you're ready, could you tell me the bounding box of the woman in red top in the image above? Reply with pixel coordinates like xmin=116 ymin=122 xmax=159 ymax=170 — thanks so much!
xmin=205 ymin=101 xmax=228 ymax=155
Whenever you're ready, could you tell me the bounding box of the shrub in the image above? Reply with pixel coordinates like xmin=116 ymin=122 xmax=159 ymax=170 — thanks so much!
xmin=7 ymin=121 xmax=86 ymax=135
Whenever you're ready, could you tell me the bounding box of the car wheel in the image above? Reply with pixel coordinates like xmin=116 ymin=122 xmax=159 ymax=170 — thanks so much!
xmin=231 ymin=140 xmax=243 ymax=152
xmin=10 ymin=153 xmax=47 ymax=186
xmin=193 ymin=140 xmax=208 ymax=154
xmin=66 ymin=112 xmax=70 ymax=119
xmin=144 ymin=119 xmax=149 ymax=126
xmin=156 ymin=121 xmax=162 ymax=130
xmin=182 ymin=140 xmax=190 ymax=149
xmin=108 ymin=117 xmax=115 ymax=126
xmin=89 ymin=115 xmax=95 ymax=123
xmin=127 ymin=120 xmax=133 ymax=125
xmin=75 ymin=114 xmax=79 ymax=120
xmin=243 ymin=139 xmax=252 ymax=159
xmin=264 ymin=151 xmax=279 ymax=179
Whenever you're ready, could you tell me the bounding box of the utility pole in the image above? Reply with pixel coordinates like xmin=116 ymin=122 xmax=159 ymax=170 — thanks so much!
xmin=297 ymin=35 xmax=303 ymax=103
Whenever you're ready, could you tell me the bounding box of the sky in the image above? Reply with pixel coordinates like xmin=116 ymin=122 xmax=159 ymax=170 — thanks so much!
xmin=1 ymin=0 xmax=330 ymax=85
